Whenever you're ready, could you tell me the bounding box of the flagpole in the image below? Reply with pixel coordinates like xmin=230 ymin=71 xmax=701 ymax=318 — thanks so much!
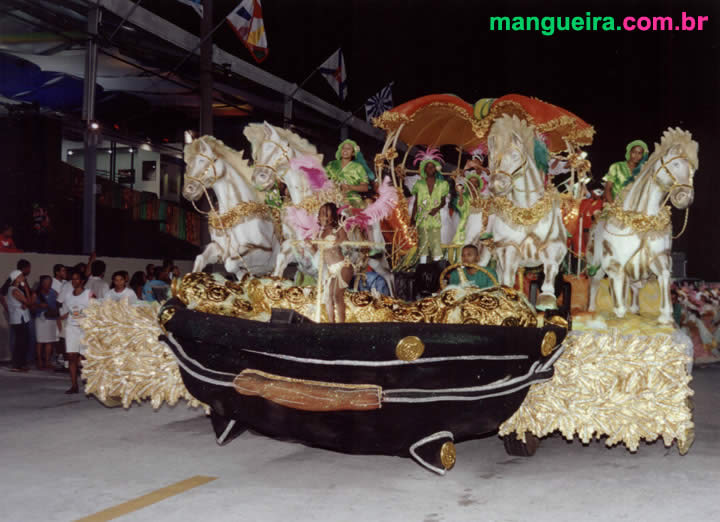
xmin=337 ymin=80 xmax=393 ymax=128
xmin=168 ymin=13 xmax=230 ymax=76
xmin=288 ymin=65 xmax=322 ymax=100
xmin=337 ymin=102 xmax=367 ymax=128
xmin=289 ymin=49 xmax=341 ymax=101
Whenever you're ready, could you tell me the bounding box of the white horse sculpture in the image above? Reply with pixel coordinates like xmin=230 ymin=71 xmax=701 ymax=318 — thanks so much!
xmin=587 ymin=128 xmax=698 ymax=324
xmin=244 ymin=122 xmax=396 ymax=294
xmin=488 ymin=115 xmax=568 ymax=310
xmin=183 ymin=132 xmax=280 ymax=276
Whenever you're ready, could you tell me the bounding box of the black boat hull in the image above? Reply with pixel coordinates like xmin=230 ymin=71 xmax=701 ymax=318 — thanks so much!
xmin=160 ymin=298 xmax=567 ymax=473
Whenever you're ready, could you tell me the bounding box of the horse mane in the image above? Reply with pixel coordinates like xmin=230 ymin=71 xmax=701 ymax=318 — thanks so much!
xmin=243 ymin=122 xmax=319 ymax=157
xmin=621 ymin=127 xmax=698 ymax=209
xmin=184 ymin=136 xmax=254 ymax=184
xmin=488 ymin=114 xmax=545 ymax=198
xmin=489 ymin=114 xmax=537 ymax=160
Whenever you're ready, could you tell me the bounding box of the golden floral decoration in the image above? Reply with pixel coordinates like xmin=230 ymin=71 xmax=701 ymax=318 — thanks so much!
xmin=80 ymin=299 xmax=207 ymax=411
xmin=499 ymin=330 xmax=694 ymax=453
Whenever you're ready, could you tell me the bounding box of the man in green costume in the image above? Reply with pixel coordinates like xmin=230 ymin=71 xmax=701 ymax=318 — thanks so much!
xmin=411 ymin=154 xmax=450 ymax=264
xmin=603 ymin=140 xmax=649 ymax=203
xmin=325 ymin=139 xmax=375 ymax=208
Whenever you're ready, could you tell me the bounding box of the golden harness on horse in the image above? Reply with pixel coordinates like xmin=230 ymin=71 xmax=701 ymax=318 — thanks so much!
xmin=604 ymin=204 xmax=672 ymax=234
xmin=492 ymin=189 xmax=559 ymax=227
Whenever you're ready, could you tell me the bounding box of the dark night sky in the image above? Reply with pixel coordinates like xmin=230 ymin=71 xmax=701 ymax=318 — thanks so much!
xmin=151 ymin=0 xmax=720 ymax=278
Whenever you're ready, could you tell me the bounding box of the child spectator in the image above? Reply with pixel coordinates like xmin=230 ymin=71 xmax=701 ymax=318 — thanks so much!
xmin=104 ymin=271 xmax=138 ymax=304
xmin=87 ymin=260 xmax=110 ymax=300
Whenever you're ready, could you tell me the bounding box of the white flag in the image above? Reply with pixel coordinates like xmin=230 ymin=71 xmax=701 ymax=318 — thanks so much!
xmin=318 ymin=49 xmax=347 ymax=100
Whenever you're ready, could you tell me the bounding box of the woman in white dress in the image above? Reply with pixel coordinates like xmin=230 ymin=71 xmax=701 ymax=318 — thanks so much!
xmin=33 ymin=275 xmax=60 ymax=370
xmin=103 ymin=271 xmax=138 ymax=304
xmin=59 ymin=270 xmax=94 ymax=394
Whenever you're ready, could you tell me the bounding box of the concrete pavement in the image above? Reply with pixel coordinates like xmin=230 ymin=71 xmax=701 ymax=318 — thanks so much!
xmin=2 ymin=364 xmax=718 ymax=522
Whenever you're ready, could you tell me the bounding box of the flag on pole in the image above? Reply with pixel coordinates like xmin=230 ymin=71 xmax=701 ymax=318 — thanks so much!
xmin=318 ymin=49 xmax=347 ymax=100
xmin=176 ymin=0 xmax=203 ymax=17
xmin=226 ymin=0 xmax=269 ymax=63
xmin=364 ymin=82 xmax=394 ymax=121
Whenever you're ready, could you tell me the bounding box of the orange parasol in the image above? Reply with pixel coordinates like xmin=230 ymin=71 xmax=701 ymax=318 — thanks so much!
xmin=476 ymin=94 xmax=595 ymax=153
xmin=373 ymin=94 xmax=485 ymax=151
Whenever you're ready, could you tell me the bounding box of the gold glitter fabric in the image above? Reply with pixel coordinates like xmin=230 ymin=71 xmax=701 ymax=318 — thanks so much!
xmin=603 ymin=203 xmax=672 ymax=234
xmin=492 ymin=189 xmax=561 ymax=227
xmin=173 ymin=272 xmax=537 ymax=327
xmin=80 ymin=299 xmax=206 ymax=411
xmin=499 ymin=328 xmax=694 ymax=453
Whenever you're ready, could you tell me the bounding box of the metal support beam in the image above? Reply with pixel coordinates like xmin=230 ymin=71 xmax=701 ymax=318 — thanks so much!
xmin=199 ymin=0 xmax=213 ymax=135
xmin=82 ymin=2 xmax=99 ymax=254
xmin=99 ymin=0 xmax=385 ymax=141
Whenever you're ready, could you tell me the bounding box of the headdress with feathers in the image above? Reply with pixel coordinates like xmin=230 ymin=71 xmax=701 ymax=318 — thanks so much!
xmin=413 ymin=147 xmax=445 ymax=179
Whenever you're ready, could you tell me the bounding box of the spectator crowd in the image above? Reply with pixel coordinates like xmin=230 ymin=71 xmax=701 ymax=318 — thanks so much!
xmin=1 ymin=255 xmax=181 ymax=393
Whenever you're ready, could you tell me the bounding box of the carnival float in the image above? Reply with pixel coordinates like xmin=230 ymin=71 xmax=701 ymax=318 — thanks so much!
xmin=79 ymin=93 xmax=697 ymax=474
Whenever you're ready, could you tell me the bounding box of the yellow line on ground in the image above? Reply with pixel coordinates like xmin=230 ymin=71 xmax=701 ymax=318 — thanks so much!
xmin=75 ymin=475 xmax=217 ymax=522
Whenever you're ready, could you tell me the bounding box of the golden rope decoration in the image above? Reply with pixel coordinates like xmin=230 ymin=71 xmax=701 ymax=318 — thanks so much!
xmin=208 ymin=201 xmax=274 ymax=230
xmin=604 ymin=204 xmax=672 ymax=234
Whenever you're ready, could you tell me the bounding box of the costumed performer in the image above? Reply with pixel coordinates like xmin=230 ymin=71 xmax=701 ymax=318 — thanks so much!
xmin=59 ymin=270 xmax=95 ymax=394
xmin=410 ymin=148 xmax=450 ymax=264
xmin=603 ymin=140 xmax=649 ymax=203
xmin=325 ymin=139 xmax=375 ymax=208
xmin=452 ymin=147 xmax=491 ymax=245
xmin=448 ymin=244 xmax=498 ymax=289
xmin=307 ymin=202 xmax=353 ymax=323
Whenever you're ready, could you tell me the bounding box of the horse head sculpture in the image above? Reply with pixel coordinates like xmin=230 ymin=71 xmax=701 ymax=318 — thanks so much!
xmin=487 ymin=115 xmax=567 ymax=310
xmin=243 ymin=122 xmax=320 ymax=204
xmin=588 ymin=127 xmax=699 ymax=324
xmin=620 ymin=128 xmax=698 ymax=213
xmin=488 ymin=115 xmax=545 ymax=207
xmin=183 ymin=131 xmax=279 ymax=277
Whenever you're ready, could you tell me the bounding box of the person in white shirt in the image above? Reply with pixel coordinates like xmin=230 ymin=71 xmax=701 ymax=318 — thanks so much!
xmin=59 ymin=270 xmax=94 ymax=394
xmin=7 ymin=269 xmax=32 ymax=372
xmin=86 ymin=260 xmax=110 ymax=300
xmin=51 ymin=264 xmax=68 ymax=295
xmin=104 ymin=271 xmax=138 ymax=304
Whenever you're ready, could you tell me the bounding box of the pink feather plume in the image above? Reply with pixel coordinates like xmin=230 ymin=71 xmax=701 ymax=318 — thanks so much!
xmin=290 ymin=154 xmax=331 ymax=191
xmin=470 ymin=143 xmax=488 ymax=159
xmin=344 ymin=177 xmax=398 ymax=231
xmin=285 ymin=206 xmax=319 ymax=240
xmin=413 ymin=147 xmax=445 ymax=167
